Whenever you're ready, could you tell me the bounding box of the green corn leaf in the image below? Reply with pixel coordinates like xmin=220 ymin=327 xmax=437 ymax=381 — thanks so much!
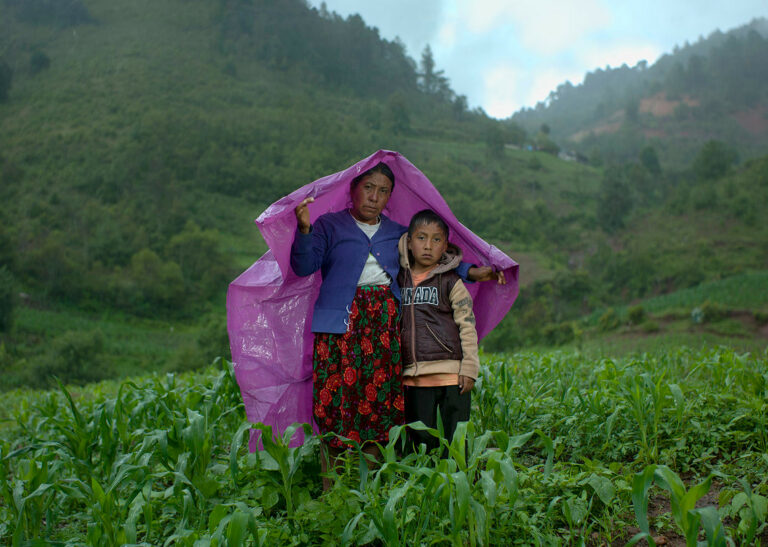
xmin=226 ymin=509 xmax=250 ymax=546
xmin=382 ymin=484 xmax=408 ymax=542
xmin=626 ymin=531 xmax=654 ymax=546
xmin=693 ymin=506 xmax=727 ymax=547
xmin=228 ymin=422 xmax=253 ymax=488
xmin=632 ymin=465 xmax=657 ymax=534
xmin=91 ymin=476 xmax=106 ymax=507
xmin=506 ymin=430 xmax=535 ymax=450
xmin=668 ymin=383 xmax=685 ymax=424
xmin=535 ymin=430 xmax=554 ymax=477
xmin=452 ymin=471 xmax=471 ymax=529
xmin=479 ymin=470 xmax=497 ymax=507
xmin=341 ymin=512 xmax=366 ymax=546
xmin=683 ymin=508 xmax=702 ymax=546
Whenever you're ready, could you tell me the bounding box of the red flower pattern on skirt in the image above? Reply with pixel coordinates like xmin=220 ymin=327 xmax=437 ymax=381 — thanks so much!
xmin=313 ymin=285 xmax=403 ymax=448
xmin=361 ymin=337 xmax=373 ymax=355
xmin=373 ymin=368 xmax=387 ymax=387
xmin=343 ymin=367 xmax=357 ymax=386
xmin=317 ymin=340 xmax=330 ymax=361
xmin=358 ymin=400 xmax=372 ymax=415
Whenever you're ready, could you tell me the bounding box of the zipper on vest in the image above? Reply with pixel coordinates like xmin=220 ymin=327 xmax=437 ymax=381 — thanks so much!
xmin=408 ymin=269 xmax=419 ymax=376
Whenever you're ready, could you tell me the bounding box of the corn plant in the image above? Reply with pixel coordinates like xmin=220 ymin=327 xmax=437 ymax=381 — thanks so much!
xmin=1 ymin=348 xmax=766 ymax=544
xmin=629 ymin=464 xmax=728 ymax=546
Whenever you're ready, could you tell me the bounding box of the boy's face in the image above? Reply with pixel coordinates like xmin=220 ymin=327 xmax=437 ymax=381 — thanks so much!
xmin=407 ymin=222 xmax=448 ymax=270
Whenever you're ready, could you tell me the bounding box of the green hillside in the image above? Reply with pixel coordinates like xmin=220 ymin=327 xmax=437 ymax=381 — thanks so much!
xmin=513 ymin=18 xmax=768 ymax=168
xmin=1 ymin=0 xmax=766 ymax=388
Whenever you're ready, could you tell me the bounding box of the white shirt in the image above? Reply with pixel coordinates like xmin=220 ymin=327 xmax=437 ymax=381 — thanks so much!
xmin=352 ymin=214 xmax=392 ymax=286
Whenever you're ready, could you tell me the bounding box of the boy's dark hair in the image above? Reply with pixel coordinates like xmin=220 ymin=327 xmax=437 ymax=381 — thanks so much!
xmin=351 ymin=161 xmax=395 ymax=190
xmin=407 ymin=209 xmax=449 ymax=239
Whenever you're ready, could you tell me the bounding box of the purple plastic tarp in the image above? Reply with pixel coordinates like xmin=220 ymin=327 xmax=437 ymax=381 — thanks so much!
xmin=227 ymin=150 xmax=519 ymax=449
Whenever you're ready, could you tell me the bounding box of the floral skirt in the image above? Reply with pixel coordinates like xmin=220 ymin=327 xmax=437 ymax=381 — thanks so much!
xmin=313 ymin=285 xmax=404 ymax=448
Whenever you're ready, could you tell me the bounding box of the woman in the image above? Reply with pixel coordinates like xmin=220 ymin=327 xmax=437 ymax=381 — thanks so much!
xmin=290 ymin=162 xmax=502 ymax=486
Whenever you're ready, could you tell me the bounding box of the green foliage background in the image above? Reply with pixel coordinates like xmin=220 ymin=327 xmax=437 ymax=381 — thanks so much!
xmin=0 ymin=0 xmax=767 ymax=387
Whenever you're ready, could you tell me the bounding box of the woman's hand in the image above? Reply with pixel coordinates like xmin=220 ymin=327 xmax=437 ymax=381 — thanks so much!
xmin=468 ymin=266 xmax=506 ymax=284
xmin=458 ymin=375 xmax=475 ymax=395
xmin=295 ymin=197 xmax=314 ymax=234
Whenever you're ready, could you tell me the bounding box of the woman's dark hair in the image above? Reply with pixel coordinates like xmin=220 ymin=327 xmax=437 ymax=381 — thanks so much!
xmin=407 ymin=209 xmax=449 ymax=239
xmin=350 ymin=161 xmax=395 ymax=191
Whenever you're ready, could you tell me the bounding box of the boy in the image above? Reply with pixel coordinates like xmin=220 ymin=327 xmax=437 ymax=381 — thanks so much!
xmin=397 ymin=209 xmax=479 ymax=453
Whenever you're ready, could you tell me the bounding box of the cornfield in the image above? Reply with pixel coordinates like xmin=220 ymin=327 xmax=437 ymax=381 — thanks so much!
xmin=1 ymin=347 xmax=766 ymax=545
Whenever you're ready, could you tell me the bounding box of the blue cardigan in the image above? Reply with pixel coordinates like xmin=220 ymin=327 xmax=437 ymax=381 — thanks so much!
xmin=291 ymin=210 xmax=470 ymax=334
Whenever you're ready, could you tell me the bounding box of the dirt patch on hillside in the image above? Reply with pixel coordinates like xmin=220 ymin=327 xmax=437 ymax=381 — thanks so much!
xmin=639 ymin=93 xmax=700 ymax=117
xmin=570 ymin=112 xmax=623 ymax=142
xmin=734 ymin=106 xmax=768 ymax=135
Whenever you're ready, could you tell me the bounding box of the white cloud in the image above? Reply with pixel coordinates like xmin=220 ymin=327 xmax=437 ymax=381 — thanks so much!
xmin=438 ymin=21 xmax=458 ymax=48
xmin=483 ymin=64 xmax=524 ymax=118
xmin=459 ymin=0 xmax=613 ymax=55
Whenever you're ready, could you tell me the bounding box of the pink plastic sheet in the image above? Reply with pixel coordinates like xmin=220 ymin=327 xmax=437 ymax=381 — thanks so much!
xmin=227 ymin=150 xmax=519 ymax=449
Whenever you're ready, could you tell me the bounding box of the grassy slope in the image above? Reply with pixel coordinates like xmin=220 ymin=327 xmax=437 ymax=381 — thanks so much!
xmin=565 ymin=271 xmax=768 ymax=357
xmin=1 ymin=0 xmax=767 ymax=383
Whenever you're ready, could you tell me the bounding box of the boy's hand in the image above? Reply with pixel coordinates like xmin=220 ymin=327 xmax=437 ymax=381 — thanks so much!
xmin=458 ymin=375 xmax=475 ymax=394
xmin=468 ymin=266 xmax=506 ymax=284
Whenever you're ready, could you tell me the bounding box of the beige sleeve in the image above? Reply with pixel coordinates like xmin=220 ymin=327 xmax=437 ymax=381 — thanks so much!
xmin=449 ymin=279 xmax=479 ymax=379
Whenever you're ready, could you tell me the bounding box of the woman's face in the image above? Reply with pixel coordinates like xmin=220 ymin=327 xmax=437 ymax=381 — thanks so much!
xmin=350 ymin=172 xmax=393 ymax=224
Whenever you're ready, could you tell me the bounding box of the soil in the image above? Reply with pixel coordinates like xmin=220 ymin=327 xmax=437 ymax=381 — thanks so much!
xmin=639 ymin=93 xmax=700 ymax=117
xmin=567 ymin=92 xmax=768 ymax=144
xmin=604 ymin=479 xmax=768 ymax=546
xmin=734 ymin=106 xmax=768 ymax=135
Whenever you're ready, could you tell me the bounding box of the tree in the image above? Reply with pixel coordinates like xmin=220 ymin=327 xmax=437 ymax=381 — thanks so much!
xmin=485 ymin=125 xmax=504 ymax=158
xmin=0 ymin=267 xmax=15 ymax=333
xmin=418 ymin=45 xmax=452 ymax=100
xmin=598 ymin=166 xmax=633 ymax=232
xmin=128 ymin=248 xmax=185 ymax=310
xmin=624 ymin=98 xmax=639 ymax=123
xmin=385 ymin=92 xmax=410 ymax=134
xmin=30 ymin=51 xmax=51 ymax=74
xmin=452 ymin=94 xmax=468 ymax=120
xmin=0 ymin=61 xmax=12 ymax=102
xmin=639 ymin=146 xmax=662 ymax=176
xmin=165 ymin=221 xmax=231 ymax=298
xmin=693 ymin=140 xmax=738 ymax=180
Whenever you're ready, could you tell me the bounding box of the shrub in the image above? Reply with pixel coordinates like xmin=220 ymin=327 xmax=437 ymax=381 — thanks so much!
xmin=30 ymin=329 xmax=107 ymax=387
xmin=30 ymin=51 xmax=50 ymax=74
xmin=0 ymin=266 xmax=15 ymax=332
xmin=0 ymin=60 xmax=12 ymax=102
xmin=598 ymin=308 xmax=620 ymax=331
xmin=527 ymin=155 xmax=543 ymax=171
xmin=541 ymin=322 xmax=576 ymax=346
xmin=641 ymin=320 xmax=660 ymax=333
xmin=754 ymin=311 xmax=768 ymax=326
xmin=628 ymin=305 xmax=646 ymax=325
xmin=165 ymin=314 xmax=231 ymax=373
xmin=699 ymin=301 xmax=728 ymax=323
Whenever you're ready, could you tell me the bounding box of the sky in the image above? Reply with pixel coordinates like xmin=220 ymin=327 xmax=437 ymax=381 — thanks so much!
xmin=306 ymin=0 xmax=768 ymax=119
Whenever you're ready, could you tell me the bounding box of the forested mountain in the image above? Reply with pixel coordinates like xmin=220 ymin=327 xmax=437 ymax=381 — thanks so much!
xmin=0 ymin=0 xmax=506 ymax=316
xmin=0 ymin=0 xmax=766 ymax=386
xmin=512 ymin=18 xmax=768 ymax=167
